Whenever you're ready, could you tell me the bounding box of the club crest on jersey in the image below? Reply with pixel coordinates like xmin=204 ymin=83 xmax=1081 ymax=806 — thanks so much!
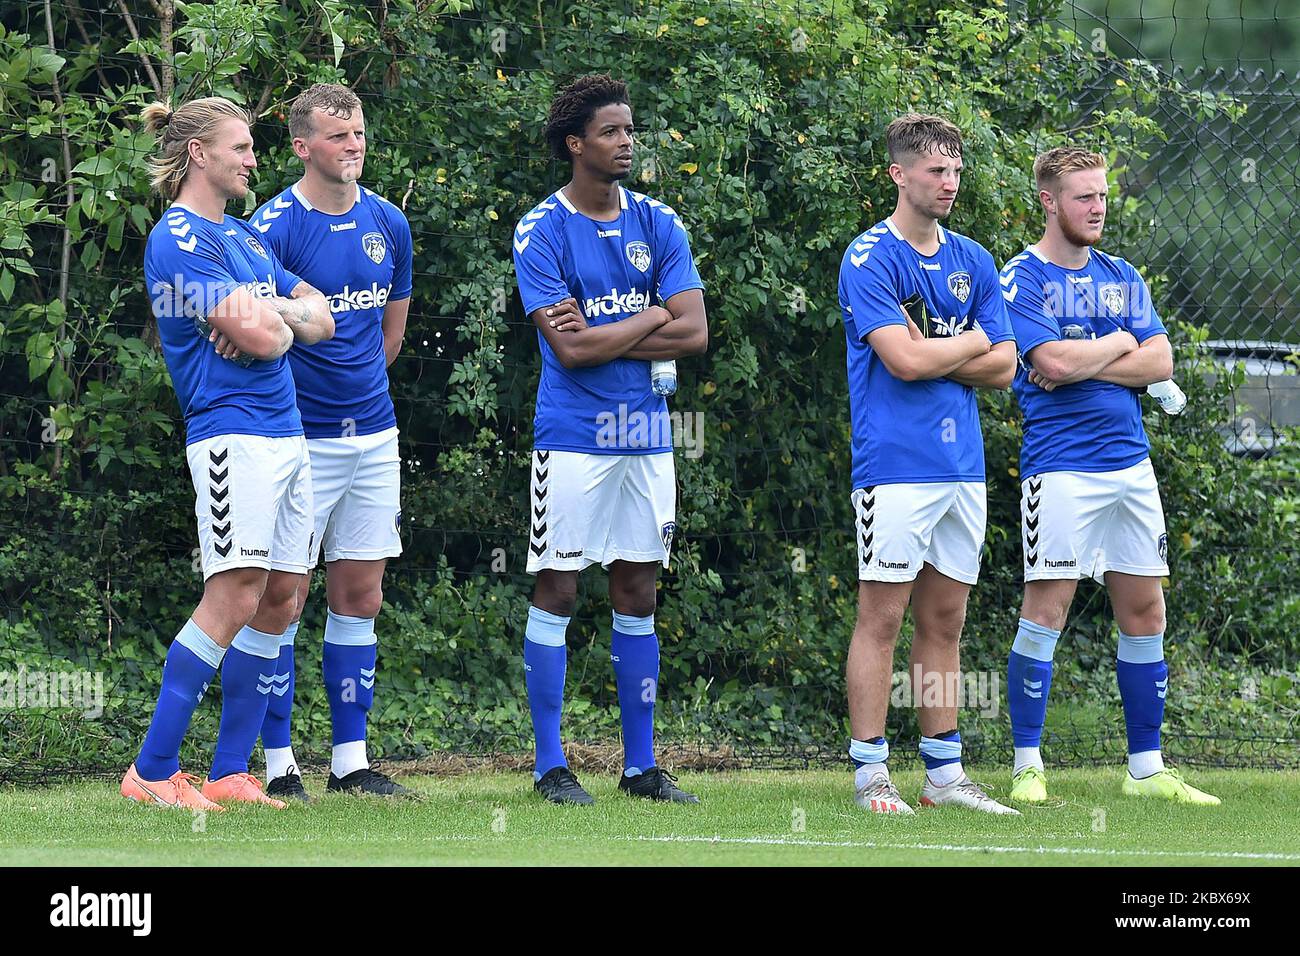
xmin=245 ymin=235 xmax=268 ymax=259
xmin=1157 ymin=532 xmax=1168 ymax=563
xmin=661 ymin=521 xmax=676 ymax=555
xmin=1099 ymin=283 xmax=1125 ymax=316
xmin=947 ymin=271 xmax=971 ymax=304
xmin=362 ymin=231 xmax=387 ymax=265
xmin=626 ymin=241 xmax=652 ymax=273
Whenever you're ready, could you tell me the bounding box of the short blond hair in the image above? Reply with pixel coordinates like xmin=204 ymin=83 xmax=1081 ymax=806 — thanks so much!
xmin=141 ymin=97 xmax=252 ymax=200
xmin=1034 ymin=147 xmax=1106 ymax=192
xmin=886 ymin=113 xmax=963 ymax=165
xmin=288 ymin=83 xmax=363 ymax=141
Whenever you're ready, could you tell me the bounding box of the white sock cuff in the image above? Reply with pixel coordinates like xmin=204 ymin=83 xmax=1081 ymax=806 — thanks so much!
xmin=324 ymin=609 xmax=377 ymax=647
xmin=231 ymin=624 xmax=282 ymax=660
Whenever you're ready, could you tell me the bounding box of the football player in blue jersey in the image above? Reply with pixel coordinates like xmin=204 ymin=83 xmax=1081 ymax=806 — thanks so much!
xmin=248 ymin=84 xmax=415 ymax=801
xmin=1001 ymin=147 xmax=1219 ymax=805
xmin=837 ymin=114 xmax=1019 ymax=815
xmin=122 ymin=97 xmax=334 ymax=811
xmin=511 ymin=74 xmax=708 ymax=804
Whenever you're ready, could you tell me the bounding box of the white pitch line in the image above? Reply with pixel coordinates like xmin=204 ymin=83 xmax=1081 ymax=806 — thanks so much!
xmin=628 ymin=835 xmax=1300 ymax=861
xmin=10 ymin=832 xmax=1298 ymax=862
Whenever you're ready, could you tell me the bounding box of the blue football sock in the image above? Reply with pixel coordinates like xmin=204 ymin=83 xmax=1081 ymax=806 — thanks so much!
xmin=1008 ymin=618 xmax=1061 ymax=748
xmin=136 ymin=619 xmax=226 ymax=781
xmin=920 ymin=729 xmax=962 ymax=784
xmin=611 ymin=611 xmax=659 ymax=776
xmin=209 ymin=625 xmax=281 ymax=781
xmin=1117 ymin=631 xmax=1167 ymax=760
xmin=322 ymin=610 xmax=377 ymax=747
xmin=524 ymin=606 xmax=569 ymax=779
xmin=848 ymin=736 xmax=888 ymax=768
xmin=259 ymin=621 xmax=298 ymax=751
xmin=849 ymin=736 xmax=889 ymax=789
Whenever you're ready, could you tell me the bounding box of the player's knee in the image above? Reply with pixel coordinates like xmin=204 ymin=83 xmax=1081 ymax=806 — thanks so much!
xmin=610 ymin=582 xmax=656 ymax=618
xmin=338 ymin=587 xmax=382 ymax=620
xmin=920 ymin=600 xmax=967 ymax=637
xmin=1121 ymin=595 xmax=1165 ymax=636
xmin=259 ymin=592 xmax=299 ymax=633
xmin=853 ymin=607 xmax=905 ymax=645
xmin=534 ymin=574 xmax=577 ymax=617
xmin=208 ymin=581 xmax=264 ymax=628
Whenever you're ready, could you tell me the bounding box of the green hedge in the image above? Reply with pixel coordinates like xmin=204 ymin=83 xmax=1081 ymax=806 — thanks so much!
xmin=0 ymin=1 xmax=1295 ymax=773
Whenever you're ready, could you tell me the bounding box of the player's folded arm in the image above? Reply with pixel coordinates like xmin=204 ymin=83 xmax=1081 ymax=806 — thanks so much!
xmin=206 ymin=285 xmax=294 ymax=361
xmin=1028 ymin=330 xmax=1137 ymax=386
xmin=866 ymin=320 xmax=989 ymax=382
xmin=275 ymin=280 xmax=335 ymax=345
xmin=1092 ymin=332 xmax=1174 ymax=388
xmin=623 ymin=288 xmax=708 ymax=360
xmin=948 ymin=339 xmax=1017 ymax=389
xmin=527 ymin=300 xmax=669 ymax=369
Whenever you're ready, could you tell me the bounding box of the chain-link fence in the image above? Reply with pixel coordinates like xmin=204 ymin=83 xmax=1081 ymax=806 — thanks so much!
xmin=1 ymin=1 xmax=1296 ymax=782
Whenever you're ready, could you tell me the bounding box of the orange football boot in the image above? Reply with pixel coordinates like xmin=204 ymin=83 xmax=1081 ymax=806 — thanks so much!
xmin=201 ymin=772 xmax=287 ymax=809
xmin=121 ymin=763 xmax=225 ymax=812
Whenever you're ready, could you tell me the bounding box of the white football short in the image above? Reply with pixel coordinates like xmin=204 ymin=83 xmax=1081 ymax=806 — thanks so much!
xmin=852 ymin=481 xmax=987 ymax=585
xmin=306 ymin=426 xmax=403 ymax=565
xmin=527 ymin=450 xmax=676 ymax=573
xmin=1021 ymin=458 xmax=1169 ymax=583
xmin=186 ymin=433 xmax=313 ymax=580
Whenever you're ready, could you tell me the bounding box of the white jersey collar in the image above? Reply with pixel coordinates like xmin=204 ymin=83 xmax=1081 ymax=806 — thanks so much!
xmin=554 ymin=185 xmax=626 ymax=215
xmin=291 ymin=181 xmax=361 ymax=213
xmin=885 ymin=216 xmax=946 ymax=249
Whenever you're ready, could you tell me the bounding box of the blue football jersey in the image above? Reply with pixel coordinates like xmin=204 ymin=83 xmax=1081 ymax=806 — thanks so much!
xmin=250 ymin=183 xmax=413 ymax=439
xmin=838 ymin=218 xmax=1014 ymax=489
xmin=1002 ymin=246 xmax=1166 ymax=476
xmin=512 ymin=186 xmax=704 ymax=454
xmin=144 ymin=204 xmax=304 ymax=444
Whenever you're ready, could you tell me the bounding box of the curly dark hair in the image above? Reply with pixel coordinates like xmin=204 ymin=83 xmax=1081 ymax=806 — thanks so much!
xmin=543 ymin=74 xmax=630 ymax=163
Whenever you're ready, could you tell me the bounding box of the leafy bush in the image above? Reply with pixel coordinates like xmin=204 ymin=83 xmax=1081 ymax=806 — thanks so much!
xmin=0 ymin=1 xmax=1294 ymax=774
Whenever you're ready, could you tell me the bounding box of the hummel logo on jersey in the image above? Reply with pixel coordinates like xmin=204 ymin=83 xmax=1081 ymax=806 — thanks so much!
xmin=1066 ymin=273 xmax=1092 ymax=284
xmin=626 ymin=241 xmax=652 ymax=273
xmin=877 ymin=558 xmax=909 ymax=570
xmin=1044 ymin=558 xmax=1076 ymax=569
xmin=597 ymin=228 xmax=622 ymax=238
xmin=329 ymin=282 xmax=391 ymax=313
xmin=583 ymin=287 xmax=650 ymax=318
xmin=919 ymin=261 xmax=942 ymax=271
xmin=363 ymin=231 xmax=386 ymax=264
xmin=947 ymin=271 xmax=972 ymax=303
xmin=329 ymin=221 xmax=357 ymax=232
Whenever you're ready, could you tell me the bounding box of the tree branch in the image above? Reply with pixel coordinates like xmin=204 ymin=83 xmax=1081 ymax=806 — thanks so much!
xmin=156 ymin=0 xmax=175 ymax=97
xmin=65 ymin=0 xmax=113 ymax=90
xmin=42 ymin=0 xmax=73 ymax=477
xmin=114 ymin=0 xmax=162 ymax=98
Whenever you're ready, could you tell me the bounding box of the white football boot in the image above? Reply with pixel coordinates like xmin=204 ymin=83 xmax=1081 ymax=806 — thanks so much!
xmin=920 ymin=773 xmax=1021 ymax=815
xmin=854 ymin=773 xmax=915 ymax=815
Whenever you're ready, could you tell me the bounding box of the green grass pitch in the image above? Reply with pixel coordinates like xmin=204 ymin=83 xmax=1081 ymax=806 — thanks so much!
xmin=2 ymin=768 xmax=1296 ymax=866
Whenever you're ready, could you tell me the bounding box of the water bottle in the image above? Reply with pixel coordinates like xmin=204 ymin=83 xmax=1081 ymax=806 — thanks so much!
xmin=650 ymin=359 xmax=678 ymax=397
xmin=1146 ymin=379 xmax=1187 ymax=416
